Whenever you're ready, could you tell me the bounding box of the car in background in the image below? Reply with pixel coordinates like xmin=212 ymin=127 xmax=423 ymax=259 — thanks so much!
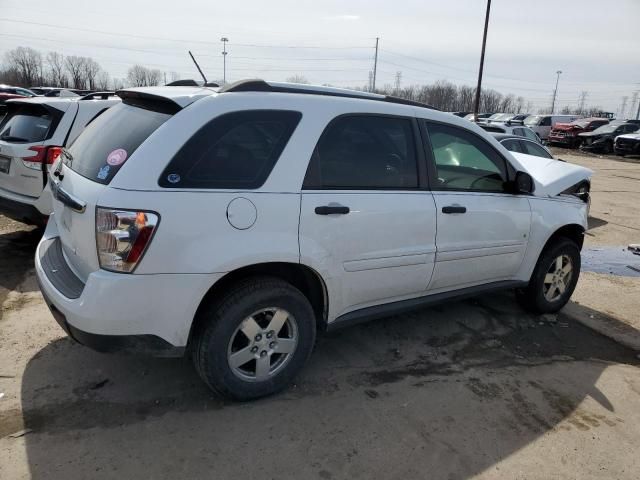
xmin=614 ymin=131 xmax=640 ymax=157
xmin=30 ymin=87 xmax=82 ymax=97
xmin=450 ymin=111 xmax=471 ymax=117
xmin=0 ymin=92 xmax=120 ymax=226
xmin=491 ymin=133 xmax=554 ymax=159
xmin=524 ymin=114 xmax=582 ymax=141
xmin=548 ymin=118 xmax=610 ymax=148
xmin=479 ymin=123 xmax=542 ymax=143
xmin=463 ymin=112 xmax=494 ymax=122
xmin=579 ymin=122 xmax=640 ymax=154
xmin=0 ymin=85 xmax=38 ymax=116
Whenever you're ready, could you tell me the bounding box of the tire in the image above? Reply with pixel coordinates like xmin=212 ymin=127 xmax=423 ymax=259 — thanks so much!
xmin=193 ymin=277 xmax=316 ymax=400
xmin=602 ymin=141 xmax=613 ymax=154
xmin=516 ymin=238 xmax=581 ymax=314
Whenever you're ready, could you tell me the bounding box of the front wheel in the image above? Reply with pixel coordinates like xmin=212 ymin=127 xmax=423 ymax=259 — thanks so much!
xmin=193 ymin=277 xmax=316 ymax=400
xmin=516 ymin=239 xmax=581 ymax=314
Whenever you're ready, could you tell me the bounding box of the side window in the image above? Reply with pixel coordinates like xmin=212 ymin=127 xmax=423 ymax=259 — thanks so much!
xmin=522 ymin=128 xmax=538 ymax=141
xmin=160 ymin=110 xmax=301 ymax=189
xmin=513 ymin=128 xmax=525 ymax=137
xmin=540 ymin=117 xmax=552 ymax=127
xmin=522 ymin=141 xmax=553 ymax=159
xmin=303 ymin=115 xmax=418 ymax=189
xmin=425 ymin=122 xmax=507 ymax=192
xmin=501 ymin=139 xmax=524 ymax=153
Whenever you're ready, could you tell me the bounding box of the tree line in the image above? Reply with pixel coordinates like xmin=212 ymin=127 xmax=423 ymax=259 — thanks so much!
xmin=0 ymin=47 xmax=176 ymax=90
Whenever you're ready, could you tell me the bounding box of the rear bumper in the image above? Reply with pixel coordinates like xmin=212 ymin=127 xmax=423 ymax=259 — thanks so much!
xmin=0 ymin=191 xmax=47 ymax=226
xmin=35 ymin=219 xmax=223 ymax=354
xmin=548 ymin=135 xmax=577 ymax=146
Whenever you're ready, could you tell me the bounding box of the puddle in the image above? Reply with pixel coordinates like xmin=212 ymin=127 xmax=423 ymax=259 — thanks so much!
xmin=581 ymin=247 xmax=640 ymax=277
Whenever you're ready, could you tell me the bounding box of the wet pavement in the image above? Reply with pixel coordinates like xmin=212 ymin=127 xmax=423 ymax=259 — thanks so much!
xmin=581 ymin=246 xmax=640 ymax=277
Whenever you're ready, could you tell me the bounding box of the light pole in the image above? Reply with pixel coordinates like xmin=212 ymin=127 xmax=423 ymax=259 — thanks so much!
xmin=473 ymin=0 xmax=492 ymax=122
xmin=551 ymin=70 xmax=562 ymax=114
xmin=220 ymin=37 xmax=229 ymax=84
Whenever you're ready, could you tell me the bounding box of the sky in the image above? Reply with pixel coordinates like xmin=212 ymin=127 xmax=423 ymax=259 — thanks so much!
xmin=1 ymin=0 xmax=639 ymax=114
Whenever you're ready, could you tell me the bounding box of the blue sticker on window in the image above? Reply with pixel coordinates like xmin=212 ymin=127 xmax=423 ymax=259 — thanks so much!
xmin=167 ymin=173 xmax=181 ymax=184
xmin=97 ymin=165 xmax=110 ymax=180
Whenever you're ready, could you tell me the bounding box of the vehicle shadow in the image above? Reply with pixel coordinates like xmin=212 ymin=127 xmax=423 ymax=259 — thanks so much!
xmin=0 ymin=227 xmax=41 ymax=320
xmin=587 ymin=215 xmax=608 ymax=230
xmin=17 ymin=292 xmax=639 ymax=479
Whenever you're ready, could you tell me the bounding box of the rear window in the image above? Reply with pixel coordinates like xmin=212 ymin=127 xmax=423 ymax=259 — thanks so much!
xmin=0 ymin=104 xmax=58 ymax=143
xmin=159 ymin=110 xmax=302 ymax=189
xmin=65 ymin=102 xmax=171 ymax=185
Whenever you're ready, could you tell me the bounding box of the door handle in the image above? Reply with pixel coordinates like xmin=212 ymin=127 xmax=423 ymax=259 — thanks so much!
xmin=315 ymin=205 xmax=350 ymax=215
xmin=442 ymin=205 xmax=467 ymax=214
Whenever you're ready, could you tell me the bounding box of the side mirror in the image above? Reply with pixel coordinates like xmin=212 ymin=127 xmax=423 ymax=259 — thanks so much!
xmin=515 ymin=171 xmax=535 ymax=194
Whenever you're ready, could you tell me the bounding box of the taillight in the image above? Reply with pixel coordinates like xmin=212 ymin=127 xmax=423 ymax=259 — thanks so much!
xmin=96 ymin=208 xmax=159 ymax=273
xmin=21 ymin=145 xmax=63 ymax=170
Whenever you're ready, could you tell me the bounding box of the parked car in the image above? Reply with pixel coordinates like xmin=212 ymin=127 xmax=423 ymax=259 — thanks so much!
xmin=30 ymin=87 xmax=82 ymax=98
xmin=479 ymin=123 xmax=542 ymax=143
xmin=614 ymin=131 xmax=640 ymax=156
xmin=548 ymin=118 xmax=610 ymax=148
xmin=463 ymin=112 xmax=494 ymax=122
xmin=491 ymin=133 xmax=553 ymax=159
xmin=524 ymin=114 xmax=582 ymax=141
xmin=0 ymin=85 xmax=37 ymax=116
xmin=450 ymin=111 xmax=471 ymax=118
xmin=0 ymin=92 xmax=120 ymax=226
xmin=579 ymin=122 xmax=640 ymax=154
xmin=36 ymin=80 xmax=592 ymax=400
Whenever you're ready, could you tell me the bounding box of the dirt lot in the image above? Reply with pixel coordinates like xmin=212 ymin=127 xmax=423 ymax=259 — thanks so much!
xmin=1 ymin=150 xmax=639 ymax=479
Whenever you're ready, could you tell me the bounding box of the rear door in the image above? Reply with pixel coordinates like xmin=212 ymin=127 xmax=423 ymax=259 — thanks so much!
xmin=422 ymin=121 xmax=531 ymax=291
xmin=299 ymin=114 xmax=437 ymax=319
xmin=0 ymin=102 xmax=66 ymax=198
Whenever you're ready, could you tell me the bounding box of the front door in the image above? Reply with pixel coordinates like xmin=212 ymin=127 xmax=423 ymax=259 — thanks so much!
xmin=299 ymin=114 xmax=437 ymax=319
xmin=422 ymin=121 xmax=531 ymax=291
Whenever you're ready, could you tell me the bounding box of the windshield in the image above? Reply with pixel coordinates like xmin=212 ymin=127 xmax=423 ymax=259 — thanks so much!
xmin=65 ymin=102 xmax=171 ymax=185
xmin=0 ymin=105 xmax=54 ymax=143
xmin=592 ymin=125 xmax=618 ymax=134
xmin=488 ymin=113 xmax=503 ymax=120
xmin=524 ymin=115 xmax=542 ymax=126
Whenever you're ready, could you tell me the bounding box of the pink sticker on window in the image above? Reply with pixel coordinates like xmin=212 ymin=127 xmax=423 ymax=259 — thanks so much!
xmin=106 ymin=148 xmax=128 ymax=166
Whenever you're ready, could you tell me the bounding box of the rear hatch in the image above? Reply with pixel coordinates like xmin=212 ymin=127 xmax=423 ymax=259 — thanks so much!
xmin=0 ymin=102 xmax=65 ymax=198
xmin=50 ymin=94 xmax=181 ymax=280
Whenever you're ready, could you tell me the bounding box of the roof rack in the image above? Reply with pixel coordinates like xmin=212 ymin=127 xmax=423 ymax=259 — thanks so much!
xmin=80 ymin=91 xmax=115 ymax=100
xmin=218 ymin=79 xmax=439 ymax=111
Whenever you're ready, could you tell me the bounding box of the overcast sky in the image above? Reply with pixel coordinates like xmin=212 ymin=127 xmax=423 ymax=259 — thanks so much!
xmin=1 ymin=0 xmax=638 ymax=113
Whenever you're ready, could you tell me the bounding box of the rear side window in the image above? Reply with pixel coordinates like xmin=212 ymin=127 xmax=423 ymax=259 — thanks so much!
xmin=0 ymin=104 xmax=59 ymax=143
xmin=159 ymin=110 xmax=301 ymax=189
xmin=303 ymin=115 xmax=418 ymax=189
xmin=522 ymin=141 xmax=553 ymax=159
xmin=66 ymin=103 xmax=171 ymax=185
xmin=501 ymin=139 xmax=524 ymax=153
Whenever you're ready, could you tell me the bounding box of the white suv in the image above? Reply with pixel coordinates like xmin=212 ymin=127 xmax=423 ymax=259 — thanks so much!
xmin=36 ymin=81 xmax=592 ymax=400
xmin=0 ymin=93 xmax=120 ymax=226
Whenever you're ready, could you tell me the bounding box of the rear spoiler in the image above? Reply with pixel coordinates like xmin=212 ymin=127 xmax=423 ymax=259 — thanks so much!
xmin=116 ymin=90 xmax=182 ymax=115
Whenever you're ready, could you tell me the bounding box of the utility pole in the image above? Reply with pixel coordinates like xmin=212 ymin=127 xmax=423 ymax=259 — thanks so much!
xmin=164 ymin=72 xmax=167 ymax=85
xmin=394 ymin=71 xmax=402 ymax=95
xmin=619 ymin=96 xmax=628 ymax=119
xmin=550 ymin=70 xmax=562 ymax=114
xmin=368 ymin=71 xmax=373 ymax=92
xmin=221 ymin=37 xmax=229 ymax=84
xmin=372 ymin=37 xmax=379 ymax=92
xmin=473 ymin=0 xmax=491 ymax=121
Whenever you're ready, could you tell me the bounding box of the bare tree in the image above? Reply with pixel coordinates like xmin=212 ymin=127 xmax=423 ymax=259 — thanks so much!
xmin=285 ymin=74 xmax=309 ymax=84
xmin=145 ymin=68 xmax=162 ymax=86
xmin=4 ymin=47 xmax=43 ymax=86
xmin=83 ymin=58 xmax=102 ymax=90
xmin=169 ymin=71 xmax=180 ymax=82
xmin=96 ymin=70 xmax=110 ymax=90
xmin=127 ymin=65 xmax=161 ymax=87
xmin=66 ymin=56 xmax=87 ymax=89
xmin=46 ymin=51 xmax=67 ymax=87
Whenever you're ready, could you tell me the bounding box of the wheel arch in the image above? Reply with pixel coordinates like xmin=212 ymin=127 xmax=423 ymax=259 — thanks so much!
xmin=188 ymin=262 xmax=328 ymax=347
xmin=542 ymin=223 xmax=585 ymax=253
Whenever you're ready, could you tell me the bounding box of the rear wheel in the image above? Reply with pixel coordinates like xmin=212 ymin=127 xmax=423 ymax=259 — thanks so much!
xmin=193 ymin=277 xmax=316 ymax=400
xmin=516 ymin=239 xmax=581 ymax=314
xmin=602 ymin=140 xmax=613 ymax=154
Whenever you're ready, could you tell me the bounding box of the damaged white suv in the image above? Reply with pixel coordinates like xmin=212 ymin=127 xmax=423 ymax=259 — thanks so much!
xmin=36 ymin=81 xmax=592 ymax=400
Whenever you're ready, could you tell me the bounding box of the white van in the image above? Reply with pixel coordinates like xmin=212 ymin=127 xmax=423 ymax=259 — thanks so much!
xmin=524 ymin=114 xmax=582 ymax=141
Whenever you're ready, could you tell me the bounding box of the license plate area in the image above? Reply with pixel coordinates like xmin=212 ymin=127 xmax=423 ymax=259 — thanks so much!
xmin=0 ymin=155 xmax=10 ymax=174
